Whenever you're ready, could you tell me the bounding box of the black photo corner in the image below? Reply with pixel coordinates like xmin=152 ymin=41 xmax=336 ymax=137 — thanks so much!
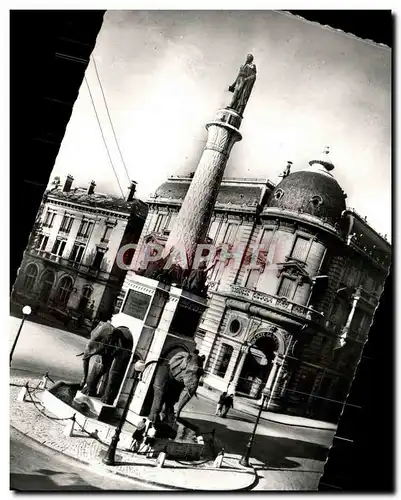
xmin=9 ymin=10 xmax=394 ymax=491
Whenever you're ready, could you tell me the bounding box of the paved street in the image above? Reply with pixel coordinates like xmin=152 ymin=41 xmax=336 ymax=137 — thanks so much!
xmin=9 ymin=316 xmax=87 ymax=381
xmin=9 ymin=316 xmax=335 ymax=490
xmin=10 ymin=426 xmax=156 ymax=491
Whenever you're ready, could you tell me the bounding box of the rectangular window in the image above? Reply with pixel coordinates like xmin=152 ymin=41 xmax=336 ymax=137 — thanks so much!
xmin=78 ymin=220 xmax=93 ymax=238
xmin=86 ymin=221 xmax=94 ymax=237
xmin=60 ymin=215 xmax=74 ymax=233
xmin=77 ymin=220 xmax=86 ymax=237
xmin=277 ymin=276 xmax=295 ymax=298
xmin=290 ymin=236 xmax=309 ymax=262
xmin=43 ymin=211 xmax=51 ymax=226
xmin=51 ymin=239 xmax=66 ymax=257
xmin=70 ymin=244 xmax=85 ymax=263
xmin=92 ymin=249 xmax=105 ymax=269
xmin=101 ymin=225 xmax=113 ymax=243
xmin=38 ymin=234 xmax=49 ymax=251
xmin=154 ymin=214 xmax=164 ymax=232
xmin=224 ymin=223 xmax=239 ymax=246
xmin=213 ymin=344 xmax=233 ymax=378
xmin=43 ymin=211 xmax=56 ymax=228
xmin=164 ymin=214 xmax=172 ymax=231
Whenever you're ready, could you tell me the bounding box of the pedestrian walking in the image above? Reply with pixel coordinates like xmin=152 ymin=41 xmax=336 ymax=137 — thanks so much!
xmin=129 ymin=418 xmax=147 ymax=453
xmin=220 ymin=394 xmax=234 ymax=418
xmin=215 ymin=391 xmax=227 ymax=416
xmin=142 ymin=423 xmax=157 ymax=458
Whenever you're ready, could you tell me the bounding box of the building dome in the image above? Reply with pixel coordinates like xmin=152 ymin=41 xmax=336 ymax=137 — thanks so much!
xmin=267 ymin=147 xmax=347 ymax=225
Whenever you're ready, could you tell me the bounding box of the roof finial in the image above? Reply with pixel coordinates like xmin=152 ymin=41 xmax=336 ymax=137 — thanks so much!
xmin=278 ymin=161 xmax=292 ymax=179
xmin=308 ymin=145 xmax=334 ymax=173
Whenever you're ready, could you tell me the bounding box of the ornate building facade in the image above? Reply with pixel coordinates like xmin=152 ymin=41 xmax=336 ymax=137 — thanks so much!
xmin=124 ymin=149 xmax=390 ymax=421
xmin=12 ymin=175 xmax=148 ymax=329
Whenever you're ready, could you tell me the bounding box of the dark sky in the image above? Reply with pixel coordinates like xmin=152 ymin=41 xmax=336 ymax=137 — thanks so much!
xmin=50 ymin=10 xmax=391 ymax=239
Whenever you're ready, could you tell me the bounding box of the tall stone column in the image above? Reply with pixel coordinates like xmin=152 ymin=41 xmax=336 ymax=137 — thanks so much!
xmin=163 ymin=54 xmax=257 ymax=272
xmin=163 ymin=108 xmax=243 ymax=269
xmin=228 ymin=344 xmax=249 ymax=392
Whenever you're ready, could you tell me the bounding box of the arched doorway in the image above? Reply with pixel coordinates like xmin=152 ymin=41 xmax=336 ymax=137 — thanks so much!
xmin=23 ymin=263 xmax=39 ymax=293
xmin=78 ymin=285 xmax=93 ymax=312
xmin=237 ymin=335 xmax=279 ymax=399
xmin=38 ymin=270 xmax=55 ymax=304
xmin=56 ymin=276 xmax=74 ymax=308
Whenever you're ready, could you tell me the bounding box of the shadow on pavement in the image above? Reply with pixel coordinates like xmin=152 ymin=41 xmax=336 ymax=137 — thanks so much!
xmin=223 ymin=415 xmax=254 ymax=423
xmin=10 ymin=471 xmax=102 ymax=491
xmin=184 ymin=416 xmax=329 ymax=469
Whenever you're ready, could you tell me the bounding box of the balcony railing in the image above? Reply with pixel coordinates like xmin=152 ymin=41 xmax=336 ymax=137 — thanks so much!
xmin=229 ymin=284 xmax=323 ymax=322
xmin=28 ymin=248 xmax=108 ymax=279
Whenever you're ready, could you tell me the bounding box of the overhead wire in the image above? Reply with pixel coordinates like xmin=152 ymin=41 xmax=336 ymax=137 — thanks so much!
xmin=91 ymin=55 xmax=132 ymax=186
xmin=84 ymin=76 xmax=125 ymax=198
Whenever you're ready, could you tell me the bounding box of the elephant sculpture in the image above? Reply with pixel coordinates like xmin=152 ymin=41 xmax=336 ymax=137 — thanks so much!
xmin=78 ymin=322 xmax=133 ymax=405
xmin=148 ymin=350 xmax=205 ymax=423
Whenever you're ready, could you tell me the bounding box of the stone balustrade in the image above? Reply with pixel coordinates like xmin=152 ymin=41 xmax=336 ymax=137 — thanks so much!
xmin=28 ymin=249 xmax=108 ymax=279
xmin=229 ymin=284 xmax=323 ymax=322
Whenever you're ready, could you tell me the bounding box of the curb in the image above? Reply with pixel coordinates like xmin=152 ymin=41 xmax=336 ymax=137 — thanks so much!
xmin=235 ymin=404 xmax=337 ymax=431
xmin=11 ymin=424 xmax=183 ymax=490
xmin=196 ymin=388 xmax=336 ymax=431
xmin=11 ymin=423 xmax=255 ymax=491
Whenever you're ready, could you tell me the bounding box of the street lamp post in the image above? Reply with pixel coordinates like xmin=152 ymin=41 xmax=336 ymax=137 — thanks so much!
xmin=239 ymin=388 xmax=269 ymax=468
xmin=10 ymin=305 xmax=32 ymax=366
xmin=102 ymin=359 xmax=157 ymax=466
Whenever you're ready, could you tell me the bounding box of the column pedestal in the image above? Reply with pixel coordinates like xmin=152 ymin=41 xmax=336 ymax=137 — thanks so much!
xmin=110 ymin=274 xmax=207 ymax=425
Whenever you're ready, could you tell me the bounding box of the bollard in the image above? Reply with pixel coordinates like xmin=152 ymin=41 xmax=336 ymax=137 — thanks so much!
xmin=64 ymin=414 xmax=76 ymax=437
xmin=196 ymin=435 xmax=205 ymax=445
xmin=17 ymin=383 xmax=29 ymax=402
xmin=156 ymin=451 xmax=167 ymax=468
xmin=213 ymin=448 xmax=225 ymax=469
xmin=39 ymin=376 xmax=47 ymax=390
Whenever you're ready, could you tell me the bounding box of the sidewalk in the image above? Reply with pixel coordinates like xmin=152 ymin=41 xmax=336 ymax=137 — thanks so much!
xmin=197 ymin=387 xmax=337 ymax=431
xmin=10 ymin=376 xmax=256 ymax=491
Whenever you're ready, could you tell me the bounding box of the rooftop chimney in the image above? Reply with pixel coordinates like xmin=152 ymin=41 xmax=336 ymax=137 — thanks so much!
xmin=88 ymin=180 xmax=96 ymax=195
xmin=63 ymin=174 xmax=74 ymax=192
xmin=127 ymin=181 xmax=137 ymax=202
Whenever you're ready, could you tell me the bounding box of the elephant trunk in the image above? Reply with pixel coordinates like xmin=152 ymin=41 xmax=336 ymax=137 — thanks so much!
xmin=176 ymin=388 xmax=194 ymax=419
xmin=80 ymin=357 xmax=90 ymax=388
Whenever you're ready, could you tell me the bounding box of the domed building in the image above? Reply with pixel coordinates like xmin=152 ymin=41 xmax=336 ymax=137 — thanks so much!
xmin=121 ymin=148 xmax=390 ymax=422
xmin=268 ymin=148 xmax=347 ymax=225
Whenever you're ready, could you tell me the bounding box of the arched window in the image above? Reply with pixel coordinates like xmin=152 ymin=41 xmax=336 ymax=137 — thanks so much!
xmin=57 ymin=276 xmax=73 ymax=306
xmin=78 ymin=285 xmax=93 ymax=311
xmin=23 ymin=264 xmax=38 ymax=292
xmin=39 ymin=270 xmax=55 ymax=303
xmin=309 ymin=195 xmax=323 ymax=208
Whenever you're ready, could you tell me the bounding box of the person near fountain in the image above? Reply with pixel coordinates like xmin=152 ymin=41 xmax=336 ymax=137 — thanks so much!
xmin=215 ymin=391 xmax=227 ymax=416
xmin=220 ymin=394 xmax=234 ymax=418
xmin=142 ymin=422 xmax=157 ymax=458
xmin=129 ymin=418 xmax=147 ymax=453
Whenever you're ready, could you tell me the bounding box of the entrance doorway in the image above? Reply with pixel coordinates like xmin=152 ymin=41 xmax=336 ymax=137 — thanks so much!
xmin=237 ymin=336 xmax=278 ymax=399
xmin=39 ymin=270 xmax=55 ymax=304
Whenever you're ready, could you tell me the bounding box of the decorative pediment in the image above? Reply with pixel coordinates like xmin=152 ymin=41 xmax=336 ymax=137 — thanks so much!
xmin=276 ymin=259 xmax=312 ymax=284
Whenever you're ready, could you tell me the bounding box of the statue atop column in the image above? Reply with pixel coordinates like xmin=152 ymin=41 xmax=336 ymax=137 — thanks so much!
xmin=228 ymin=54 xmax=257 ymax=116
